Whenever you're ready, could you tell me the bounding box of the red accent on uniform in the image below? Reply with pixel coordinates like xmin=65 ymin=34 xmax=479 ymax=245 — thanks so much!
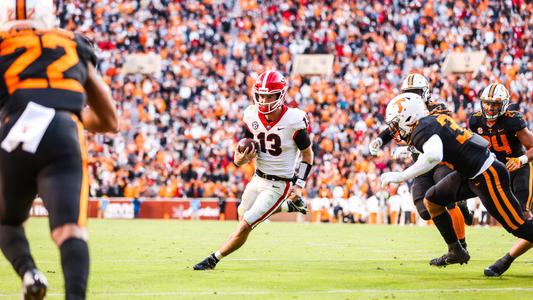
xmin=250 ymin=181 xmax=290 ymax=227
xmin=258 ymin=105 xmax=288 ymax=130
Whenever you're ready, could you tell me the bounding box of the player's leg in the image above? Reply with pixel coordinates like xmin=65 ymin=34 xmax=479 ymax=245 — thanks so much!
xmin=37 ymin=114 xmax=89 ymax=299
xmin=424 ymin=171 xmax=475 ymax=266
xmin=194 ymin=176 xmax=261 ymax=270
xmin=411 ymin=172 xmax=433 ymax=221
xmin=434 ymin=165 xmax=468 ymax=249
xmin=484 ymin=163 xmax=533 ymax=276
xmin=0 ymin=120 xmax=47 ymax=299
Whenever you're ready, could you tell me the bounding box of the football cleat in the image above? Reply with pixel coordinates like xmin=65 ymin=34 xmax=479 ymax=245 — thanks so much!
xmin=484 ymin=254 xmax=513 ymax=277
xmin=287 ymin=197 xmax=308 ymax=215
xmin=193 ymin=254 xmax=219 ymax=270
xmin=22 ymin=269 xmax=48 ymax=300
xmin=429 ymin=242 xmax=470 ymax=267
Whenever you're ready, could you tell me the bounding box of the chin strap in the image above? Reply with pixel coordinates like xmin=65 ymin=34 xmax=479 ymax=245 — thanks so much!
xmin=295 ymin=161 xmax=313 ymax=188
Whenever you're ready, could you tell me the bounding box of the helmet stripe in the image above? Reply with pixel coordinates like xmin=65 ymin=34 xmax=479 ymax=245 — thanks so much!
xmin=261 ymin=71 xmax=272 ymax=89
xmin=16 ymin=0 xmax=27 ymax=20
xmin=408 ymin=74 xmax=414 ymax=87
xmin=488 ymin=83 xmax=497 ymax=99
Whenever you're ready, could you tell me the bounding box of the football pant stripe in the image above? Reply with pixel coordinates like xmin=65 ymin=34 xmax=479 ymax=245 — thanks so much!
xmin=527 ymin=162 xmax=533 ymax=211
xmin=488 ymin=166 xmax=524 ymax=226
xmin=16 ymin=0 xmax=26 ymax=20
xmin=482 ymin=169 xmax=519 ymax=230
xmin=71 ymin=115 xmax=89 ymax=227
xmin=250 ymin=181 xmax=290 ymax=228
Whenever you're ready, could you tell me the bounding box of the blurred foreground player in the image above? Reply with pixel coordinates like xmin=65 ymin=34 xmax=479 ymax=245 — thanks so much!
xmin=468 ymin=83 xmax=533 ymax=276
xmin=0 ymin=1 xmax=118 ymax=299
xmin=194 ymin=71 xmax=313 ymax=270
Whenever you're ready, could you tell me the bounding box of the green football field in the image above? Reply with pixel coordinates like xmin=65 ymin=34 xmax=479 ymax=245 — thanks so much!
xmin=0 ymin=219 xmax=532 ymax=299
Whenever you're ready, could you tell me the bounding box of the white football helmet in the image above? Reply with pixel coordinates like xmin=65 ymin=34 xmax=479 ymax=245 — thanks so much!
xmin=401 ymin=73 xmax=430 ymax=103
xmin=385 ymin=93 xmax=429 ymax=141
xmin=480 ymin=83 xmax=510 ymax=120
xmin=0 ymin=0 xmax=57 ymax=31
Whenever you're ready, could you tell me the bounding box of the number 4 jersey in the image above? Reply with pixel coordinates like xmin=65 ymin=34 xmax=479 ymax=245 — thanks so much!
xmin=243 ymin=105 xmax=311 ymax=179
xmin=0 ymin=28 xmax=97 ymax=115
xmin=468 ymin=111 xmax=527 ymax=164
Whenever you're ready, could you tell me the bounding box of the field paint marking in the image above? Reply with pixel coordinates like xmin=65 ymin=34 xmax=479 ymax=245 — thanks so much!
xmin=2 ymin=287 xmax=533 ymax=298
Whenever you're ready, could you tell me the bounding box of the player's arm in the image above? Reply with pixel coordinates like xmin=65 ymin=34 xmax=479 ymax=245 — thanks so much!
xmin=507 ymin=127 xmax=533 ymax=172
xmin=289 ymin=129 xmax=314 ymax=199
xmin=369 ymin=127 xmax=394 ymax=156
xmin=381 ymin=134 xmax=442 ymax=186
xmin=81 ymin=62 xmax=118 ymax=133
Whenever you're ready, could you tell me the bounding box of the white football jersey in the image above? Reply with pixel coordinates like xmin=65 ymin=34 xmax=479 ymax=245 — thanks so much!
xmin=243 ymin=105 xmax=309 ymax=178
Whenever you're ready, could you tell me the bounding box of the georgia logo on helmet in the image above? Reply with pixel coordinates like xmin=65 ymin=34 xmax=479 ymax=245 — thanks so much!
xmin=401 ymin=73 xmax=430 ymax=103
xmin=252 ymin=70 xmax=288 ymax=114
xmin=385 ymin=92 xmax=429 ymax=141
xmin=0 ymin=0 xmax=57 ymax=31
xmin=480 ymin=83 xmax=510 ymax=120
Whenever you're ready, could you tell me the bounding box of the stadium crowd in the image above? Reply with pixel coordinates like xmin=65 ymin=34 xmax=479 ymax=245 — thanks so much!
xmin=60 ymin=0 xmax=533 ymax=223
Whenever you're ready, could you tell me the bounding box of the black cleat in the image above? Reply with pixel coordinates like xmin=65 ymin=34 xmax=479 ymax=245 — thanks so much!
xmin=484 ymin=254 xmax=514 ymax=277
xmin=430 ymin=242 xmax=470 ymax=267
xmin=287 ymin=197 xmax=308 ymax=215
xmin=193 ymin=254 xmax=219 ymax=270
xmin=22 ymin=269 xmax=47 ymax=300
xmin=458 ymin=200 xmax=474 ymax=225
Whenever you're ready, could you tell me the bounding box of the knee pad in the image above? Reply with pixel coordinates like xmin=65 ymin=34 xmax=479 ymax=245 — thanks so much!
xmin=415 ymin=200 xmax=431 ymax=221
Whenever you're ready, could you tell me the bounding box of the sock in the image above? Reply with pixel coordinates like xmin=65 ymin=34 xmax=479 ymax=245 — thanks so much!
xmin=0 ymin=225 xmax=36 ymax=278
xmin=213 ymin=251 xmax=223 ymax=261
xmin=280 ymin=202 xmax=289 ymax=213
xmin=448 ymin=207 xmax=466 ymax=240
xmin=432 ymin=212 xmax=458 ymax=245
xmin=60 ymin=238 xmax=89 ymax=300
xmin=505 ymin=252 xmax=516 ymax=261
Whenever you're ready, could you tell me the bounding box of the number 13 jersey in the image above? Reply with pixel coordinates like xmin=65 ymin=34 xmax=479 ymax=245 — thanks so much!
xmin=243 ymin=105 xmax=310 ymax=179
xmin=0 ymin=28 xmax=97 ymax=115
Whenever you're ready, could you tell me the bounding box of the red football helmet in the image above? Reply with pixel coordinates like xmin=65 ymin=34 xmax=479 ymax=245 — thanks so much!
xmin=252 ymin=70 xmax=288 ymax=114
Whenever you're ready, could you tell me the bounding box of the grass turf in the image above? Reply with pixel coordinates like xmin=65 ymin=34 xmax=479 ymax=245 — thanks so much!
xmin=0 ymin=218 xmax=532 ymax=299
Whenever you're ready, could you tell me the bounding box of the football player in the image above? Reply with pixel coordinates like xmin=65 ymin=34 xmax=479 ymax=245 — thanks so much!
xmin=0 ymin=1 xmax=118 ymax=299
xmin=380 ymin=93 xmax=533 ymax=267
xmin=468 ymin=83 xmax=533 ymax=276
xmin=193 ymin=70 xmax=313 ymax=270
xmin=369 ymin=73 xmax=471 ymax=249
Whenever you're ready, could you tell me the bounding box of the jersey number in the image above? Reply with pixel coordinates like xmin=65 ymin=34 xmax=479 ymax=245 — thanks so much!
xmin=436 ymin=115 xmax=472 ymax=144
xmin=0 ymin=33 xmax=84 ymax=94
xmin=257 ymin=132 xmax=282 ymax=156
xmin=482 ymin=134 xmax=512 ymax=154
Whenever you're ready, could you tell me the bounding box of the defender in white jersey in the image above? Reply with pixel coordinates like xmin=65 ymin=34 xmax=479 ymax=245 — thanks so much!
xmin=194 ymin=70 xmax=314 ymax=270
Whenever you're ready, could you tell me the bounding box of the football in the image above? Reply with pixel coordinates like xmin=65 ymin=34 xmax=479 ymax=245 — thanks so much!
xmin=237 ymin=138 xmax=257 ymax=153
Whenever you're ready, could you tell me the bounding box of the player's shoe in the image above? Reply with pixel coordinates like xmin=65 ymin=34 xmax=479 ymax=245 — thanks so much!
xmin=287 ymin=197 xmax=308 ymax=215
xmin=193 ymin=254 xmax=219 ymax=270
xmin=429 ymin=242 xmax=470 ymax=267
xmin=457 ymin=200 xmax=474 ymax=225
xmin=22 ymin=269 xmax=47 ymax=300
xmin=484 ymin=254 xmax=513 ymax=276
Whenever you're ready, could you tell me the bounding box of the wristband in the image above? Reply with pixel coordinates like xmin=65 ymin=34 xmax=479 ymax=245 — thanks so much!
xmin=295 ymin=161 xmax=312 ymax=188
xmin=519 ymin=155 xmax=528 ymax=165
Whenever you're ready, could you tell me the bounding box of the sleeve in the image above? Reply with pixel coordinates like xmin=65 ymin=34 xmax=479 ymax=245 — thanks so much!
xmin=292 ymin=113 xmax=312 ymax=150
xmin=378 ymin=127 xmax=395 ymax=146
xmin=467 ymin=114 xmax=477 ymax=131
xmin=74 ymin=33 xmax=98 ymax=67
xmin=243 ymin=124 xmax=254 ymax=139
xmin=505 ymin=111 xmax=527 ymax=132
xmin=409 ymin=118 xmax=438 ymax=152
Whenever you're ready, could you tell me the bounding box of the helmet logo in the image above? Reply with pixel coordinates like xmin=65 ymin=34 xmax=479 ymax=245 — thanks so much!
xmin=393 ymin=98 xmax=406 ymax=113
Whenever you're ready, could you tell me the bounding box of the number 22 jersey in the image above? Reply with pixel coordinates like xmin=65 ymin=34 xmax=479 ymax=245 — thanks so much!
xmin=243 ymin=105 xmax=310 ymax=179
xmin=0 ymin=28 xmax=97 ymax=115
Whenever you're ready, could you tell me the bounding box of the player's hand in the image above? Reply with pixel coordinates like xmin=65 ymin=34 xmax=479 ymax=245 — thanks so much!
xmin=505 ymin=157 xmax=522 ymax=172
xmin=234 ymin=147 xmax=256 ymax=166
xmin=392 ymin=146 xmax=411 ymax=160
xmin=380 ymin=172 xmax=405 ymax=187
xmin=369 ymin=137 xmax=383 ymax=156
xmin=524 ymin=210 xmax=532 ymax=221
xmin=287 ymin=185 xmax=304 ymax=201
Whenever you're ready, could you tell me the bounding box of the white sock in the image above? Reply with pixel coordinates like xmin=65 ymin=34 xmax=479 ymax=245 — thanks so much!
xmin=280 ymin=201 xmax=289 ymax=212
xmin=214 ymin=251 xmax=224 ymax=261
